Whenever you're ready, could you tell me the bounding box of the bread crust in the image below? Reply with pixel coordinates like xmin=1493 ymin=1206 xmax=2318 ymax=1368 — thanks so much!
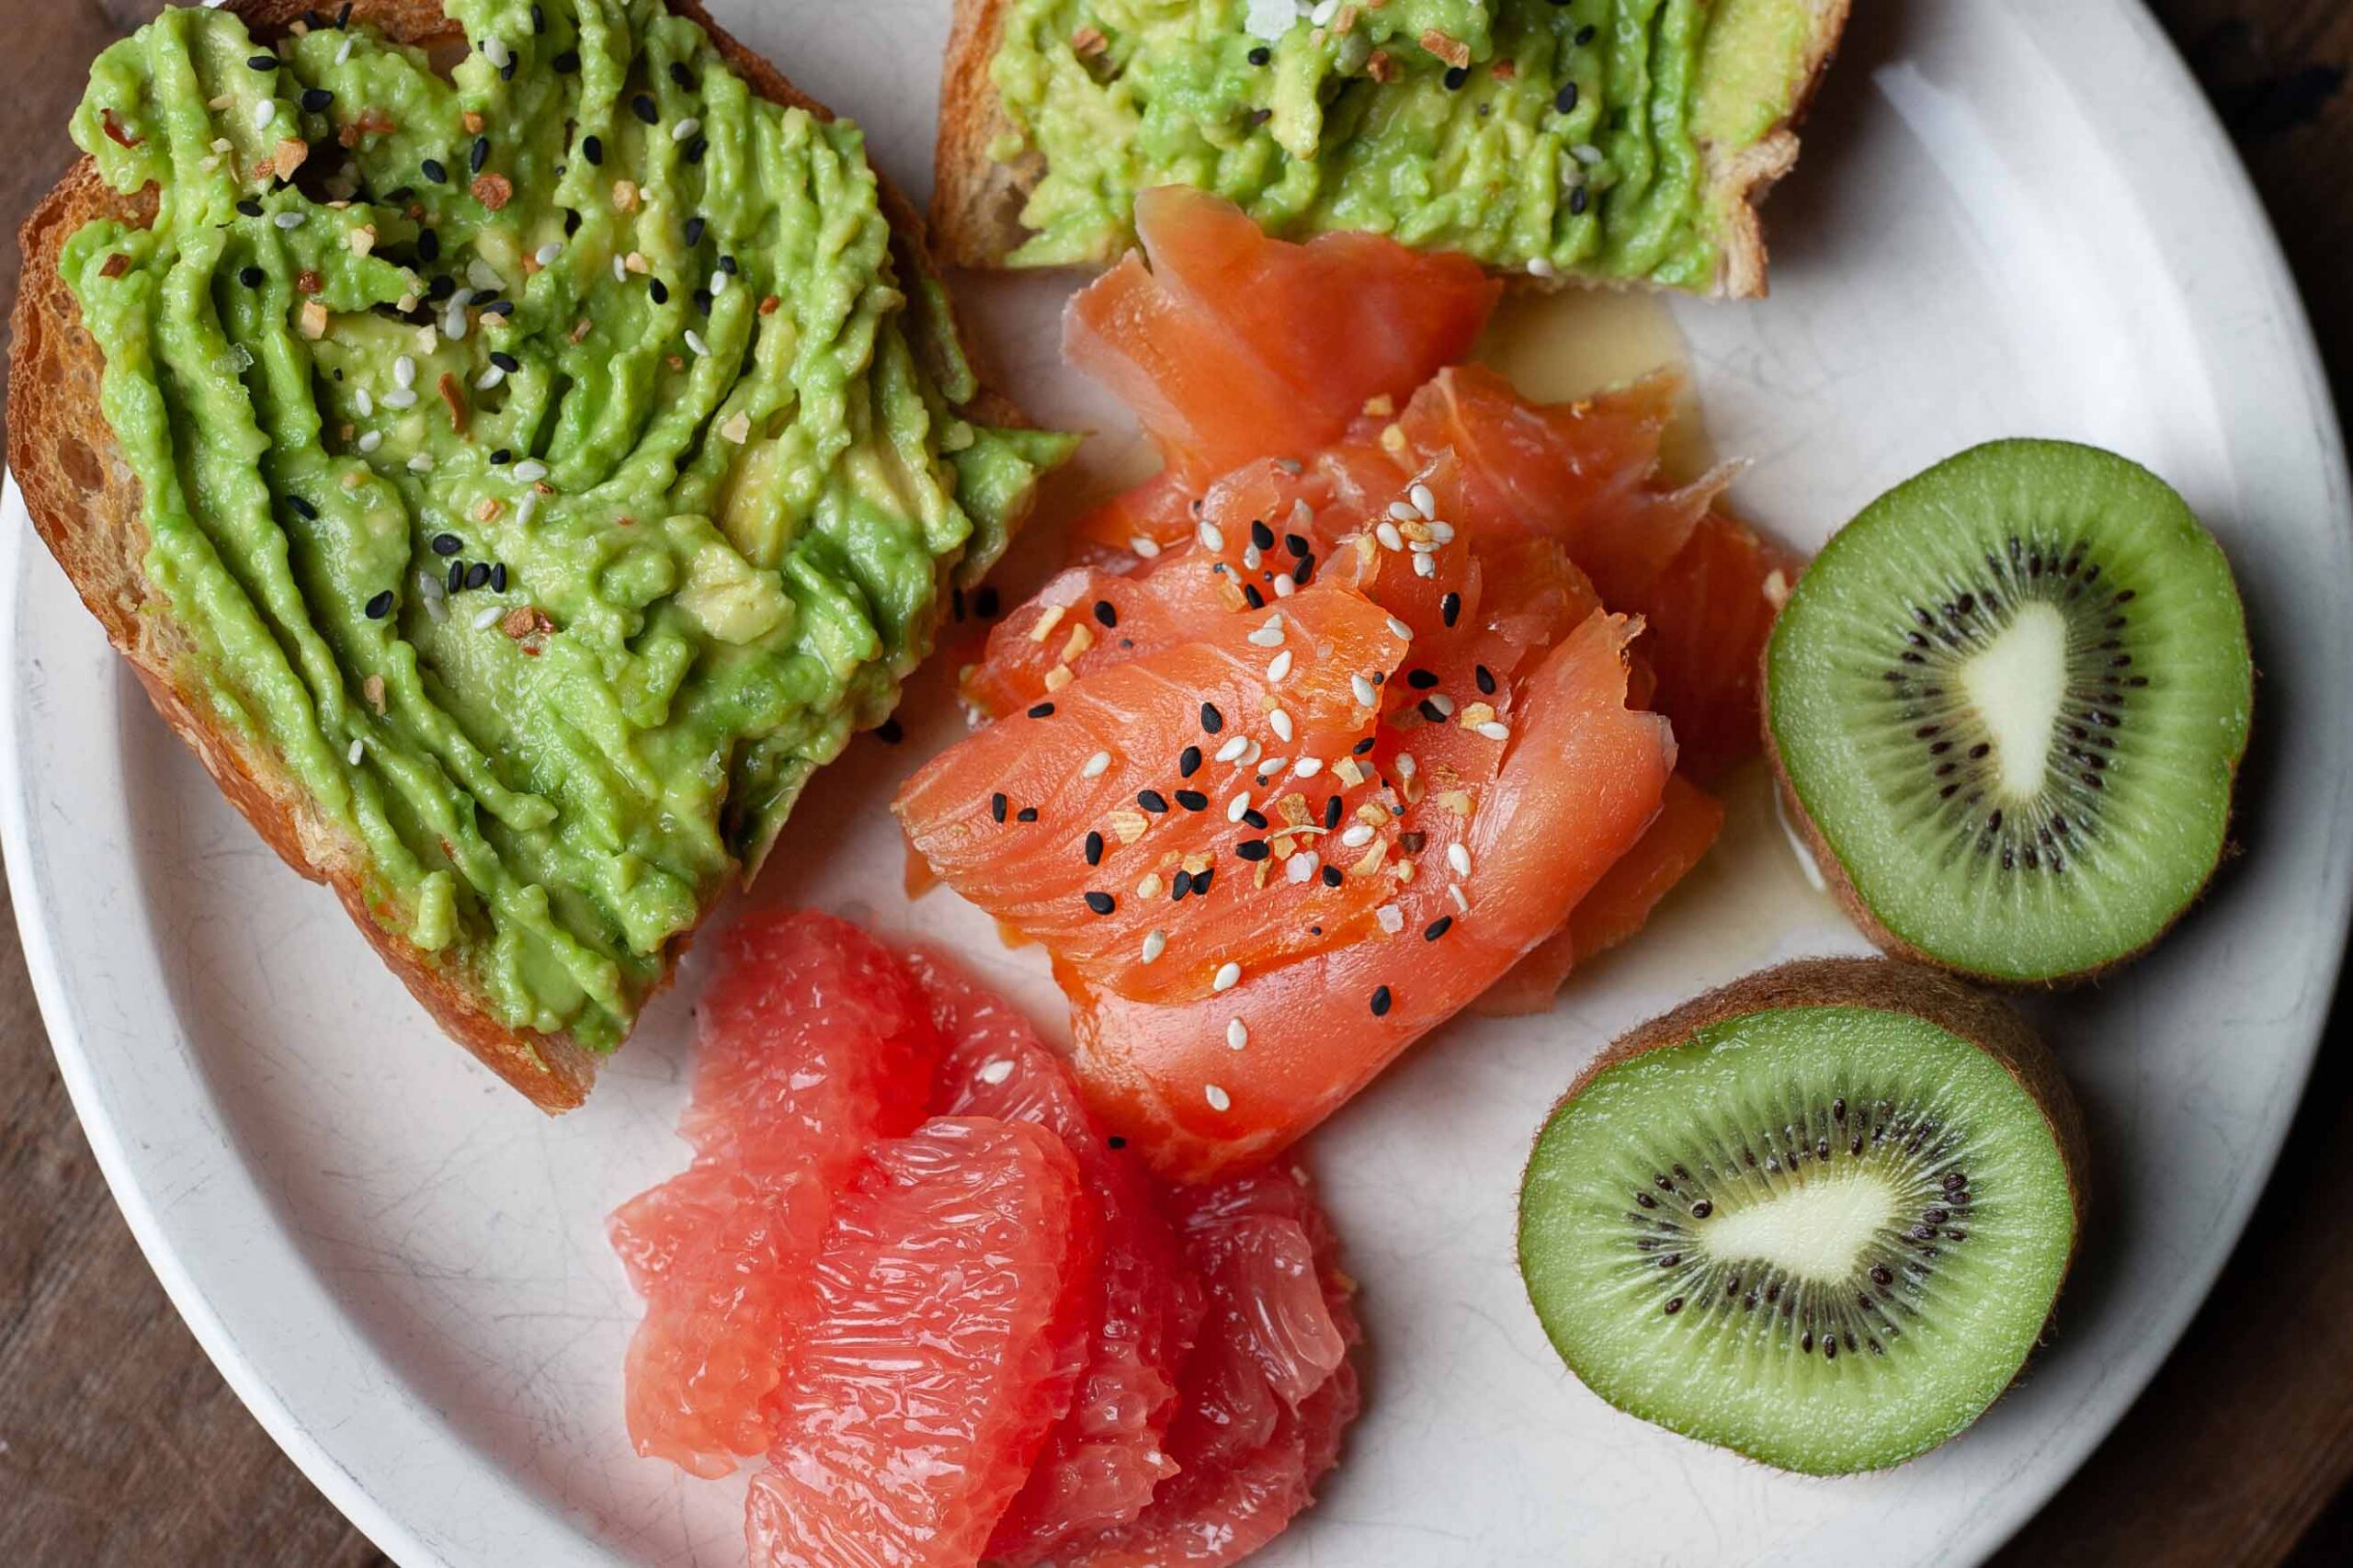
xmin=7 ymin=0 xmax=1017 ymax=1110
xmin=930 ymin=0 xmax=1850 ymax=297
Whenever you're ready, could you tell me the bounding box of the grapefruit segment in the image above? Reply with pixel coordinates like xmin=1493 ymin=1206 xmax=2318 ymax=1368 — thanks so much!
xmin=745 ymin=1117 xmax=1095 ymax=1568
xmin=608 ymin=911 xmax=946 ymax=1477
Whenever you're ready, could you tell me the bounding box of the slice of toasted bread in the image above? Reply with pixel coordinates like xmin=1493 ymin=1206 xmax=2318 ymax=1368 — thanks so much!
xmin=8 ymin=0 xmax=1026 ymax=1110
xmin=931 ymin=0 xmax=1848 ymax=298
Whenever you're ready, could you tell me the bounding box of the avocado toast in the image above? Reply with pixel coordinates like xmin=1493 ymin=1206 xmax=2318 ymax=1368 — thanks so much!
xmin=934 ymin=0 xmax=1847 ymax=294
xmin=9 ymin=0 xmax=1072 ymax=1108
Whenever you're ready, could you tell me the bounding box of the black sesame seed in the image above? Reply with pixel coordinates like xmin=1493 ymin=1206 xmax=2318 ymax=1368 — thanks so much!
xmin=1424 ymin=916 xmax=1452 ymax=941
xmin=692 ymin=287 xmax=713 ymax=312
xmin=1324 ymin=795 xmax=1343 ymax=829
xmin=490 ymin=562 xmax=509 ymax=593
xmin=364 ymin=589 xmax=393 ymax=619
xmin=529 ymin=3 xmax=543 ymax=32
xmin=1200 ymin=702 xmax=1223 ymax=733
xmin=500 ymin=52 xmax=518 ymax=81
xmin=1243 ymin=585 xmax=1266 ymax=609
xmin=1321 ymin=864 xmax=1344 ymax=888
xmin=1407 ymin=668 xmax=1439 ymax=690
xmin=1245 ymin=108 xmax=1271 ymax=128
xmin=465 ymin=562 xmax=492 ymax=589
xmin=483 ymin=299 xmax=515 ymax=317
xmin=1370 ymin=985 xmax=1393 ymax=1017
xmin=489 ymin=449 xmax=513 ymax=466
xmin=875 ymin=718 xmax=904 ymax=744
xmin=1569 ymin=186 xmax=1590 ymax=216
xmin=631 ymin=93 xmax=658 ymax=124
xmin=1138 ymin=790 xmax=1169 ymax=813
xmin=1028 ymin=701 xmax=1055 ymax=719
xmin=1194 ymin=866 xmax=1215 ymax=895
xmin=247 ymin=54 xmax=279 ymax=71
xmin=1475 ymin=665 xmax=1497 ymax=695
xmin=1085 ymin=831 xmax=1105 ymax=865
xmin=583 ymin=133 xmax=603 ymax=165
xmin=1440 ymin=592 xmax=1461 ymax=627
xmin=423 ymin=157 xmax=448 ymax=184
xmin=301 ymin=87 xmax=335 ymax=113
xmin=1086 ymin=891 xmax=1116 ymax=915
xmin=1443 ymin=64 xmax=1470 ymax=90
xmin=684 ymin=136 xmax=707 ymax=165
xmin=563 ymin=208 xmax=582 ymax=235
xmin=552 ymin=48 xmax=581 ymax=73
xmin=719 ymin=254 xmax=739 ymax=275
xmin=1575 ymin=23 xmax=1597 ymax=44
xmin=417 ymin=228 xmax=441 ymax=261
xmin=1555 ymin=81 xmax=1580 ymax=115
xmin=1352 ymin=736 xmax=1376 ymax=756
xmin=648 ymin=277 xmax=671 ymax=305
xmin=1176 ymin=790 xmax=1209 ymax=812
xmin=471 ymin=135 xmax=490 ymax=174
xmin=1179 ymin=746 xmax=1202 ymax=777
xmin=237 ymin=198 xmax=265 ymax=218
xmin=1171 ymin=869 xmax=1192 ymax=901
xmin=431 ymin=533 xmax=463 ymax=557
xmin=1249 ymin=518 xmax=1275 ymax=551
xmin=287 ymin=494 xmax=319 ymax=520
xmin=991 ymin=791 xmax=1009 ymax=823
xmin=491 ymin=351 xmax=521 ymax=373
xmin=1248 ymin=45 xmax=1271 ymax=65
xmin=1236 ymin=840 xmax=1271 ymax=862
xmin=669 ymin=62 xmax=698 ymax=90
xmin=1417 ymin=698 xmax=1447 ymax=723
xmin=685 ymin=216 xmax=707 ymax=246
xmin=1017 ymin=806 xmax=1039 ymax=823
xmin=1107 ymin=1134 xmax=1127 ymax=1149
xmin=447 ymin=562 xmax=466 ymax=592
xmin=239 ymin=265 xmax=266 ymax=288
xmin=1242 ymin=809 xmax=1268 ymax=829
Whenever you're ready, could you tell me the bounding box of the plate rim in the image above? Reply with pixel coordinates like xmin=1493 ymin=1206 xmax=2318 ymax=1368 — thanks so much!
xmin=5 ymin=1 xmax=2350 ymax=1562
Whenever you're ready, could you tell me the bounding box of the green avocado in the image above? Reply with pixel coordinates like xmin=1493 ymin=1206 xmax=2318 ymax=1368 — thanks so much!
xmin=989 ymin=0 xmax=1826 ymax=290
xmin=63 ymin=0 xmax=1075 ymax=1052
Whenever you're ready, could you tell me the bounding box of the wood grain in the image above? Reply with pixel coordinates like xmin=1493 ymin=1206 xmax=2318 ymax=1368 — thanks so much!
xmin=0 ymin=3 xmax=2347 ymax=1565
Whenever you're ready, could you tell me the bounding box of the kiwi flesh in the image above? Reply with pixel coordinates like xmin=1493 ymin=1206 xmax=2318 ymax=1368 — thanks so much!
xmin=1518 ymin=959 xmax=2086 ymax=1476
xmin=1765 ymin=439 xmax=2252 ymax=983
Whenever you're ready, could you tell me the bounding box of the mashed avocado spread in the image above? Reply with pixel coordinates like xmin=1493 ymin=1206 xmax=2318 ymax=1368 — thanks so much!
xmin=991 ymin=0 xmax=1821 ymax=287
xmin=65 ymin=1 xmax=1074 ymax=1052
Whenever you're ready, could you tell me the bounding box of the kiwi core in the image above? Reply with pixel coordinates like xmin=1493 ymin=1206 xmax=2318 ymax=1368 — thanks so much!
xmin=1958 ymin=600 xmax=2068 ymax=800
xmin=1700 ymin=1171 xmax=1901 ymax=1280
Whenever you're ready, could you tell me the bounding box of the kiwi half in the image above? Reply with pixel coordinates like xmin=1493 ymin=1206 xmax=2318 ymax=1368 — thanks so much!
xmin=1518 ymin=959 xmax=2086 ymax=1476
xmin=1765 ymin=439 xmax=2252 ymax=983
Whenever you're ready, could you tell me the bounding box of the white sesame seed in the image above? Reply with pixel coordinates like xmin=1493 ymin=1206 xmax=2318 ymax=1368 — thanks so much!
xmin=1341 ymin=824 xmax=1375 ymax=847
xmin=467 ymin=257 xmax=502 ymax=290
xmin=1204 ymin=1083 xmax=1233 ymax=1112
xmin=1449 ymin=884 xmax=1471 ymax=914
xmin=335 ymin=35 xmax=354 ymax=64
xmin=1351 ymin=675 xmax=1379 ymax=707
xmin=1267 ymin=650 xmax=1293 ymax=683
xmin=1142 ymin=929 xmax=1167 ymax=962
xmin=513 ymin=460 xmax=548 ymax=483
xmin=442 ymin=308 xmax=469 ymax=342
xmin=1081 ymin=750 xmax=1112 ymax=778
xmin=476 ymin=366 xmax=506 ymax=390
xmin=1286 ymin=851 xmax=1316 ymax=883
xmin=272 ymin=209 xmax=305 ymax=230
xmin=1376 ymin=903 xmax=1404 ymax=935
xmin=1256 ymin=756 xmax=1288 ymax=778
xmin=1427 ymin=520 xmax=1457 ymax=543
xmin=1267 ymin=708 xmax=1294 ymax=743
xmin=1240 ymin=737 xmax=1264 ymax=767
xmin=1215 ymin=735 xmax=1250 ymax=764
xmin=1226 ymin=792 xmax=1250 ymax=823
xmin=1243 ymin=544 xmax=1262 ymax=572
xmin=1294 ymin=756 xmax=1323 ymax=778
xmin=1413 ymin=552 xmax=1437 ymax=578
xmin=1227 ymin=1017 xmax=1249 ymax=1051
xmin=1290 ymin=498 xmax=1314 ymax=528
xmin=472 ymin=603 xmax=505 ymax=631
xmin=536 ymin=242 xmax=564 ymax=266
xmin=516 ymin=492 xmax=540 ymax=529
xmin=1247 ymin=619 xmax=1285 ymax=647
xmin=406 ymin=452 xmax=435 ymax=473
xmin=1386 ymin=616 xmax=1414 ymax=641
xmin=613 ymin=255 xmax=629 ymax=283
xmin=685 ymin=329 xmax=710 ymax=357
xmin=355 ymin=388 xmax=373 ymax=416
xmin=482 ymin=36 xmax=511 ymax=68
xmin=671 ymin=116 xmax=701 ymax=142
xmin=1212 ymin=961 xmax=1242 ymax=993
xmin=1375 ymin=521 xmax=1404 ymax=551
xmin=347 ymin=736 xmax=365 ymax=766
xmin=1409 ymin=538 xmax=1440 ymax=553
xmin=357 ymin=430 xmax=382 ymax=453
xmin=1131 ymin=536 xmax=1163 ymax=559
xmin=393 ymin=355 xmax=416 ymax=389
xmin=1574 ymin=142 xmax=1605 ymax=165
xmin=1410 ymin=483 xmax=1437 ymax=519
xmin=1310 ymin=0 xmax=1340 ymax=23
xmin=254 ymin=99 xmax=276 ymax=131
xmin=711 ymin=268 xmax=729 ymax=296
xmin=1449 ymin=843 xmax=1473 ymax=876
xmin=1198 ymin=520 xmax=1225 ymax=551
xmin=1272 ymin=574 xmax=1295 ymax=598
xmin=1476 ymin=721 xmax=1511 ymax=741
xmin=1427 ymin=694 xmax=1457 ymax=717
xmin=1528 ymin=256 xmax=1558 ymax=278
xmin=1396 ymin=752 xmax=1417 ymax=779
xmin=977 ymin=1058 xmax=1015 ymax=1085
xmin=381 ymin=387 xmax=418 ymax=409
xmin=418 ymin=571 xmax=448 ymax=621
xmin=1389 ymin=500 xmax=1420 ymax=524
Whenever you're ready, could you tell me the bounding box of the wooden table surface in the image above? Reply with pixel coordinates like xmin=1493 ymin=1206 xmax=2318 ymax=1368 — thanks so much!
xmin=1 ymin=3 xmax=2348 ymax=1563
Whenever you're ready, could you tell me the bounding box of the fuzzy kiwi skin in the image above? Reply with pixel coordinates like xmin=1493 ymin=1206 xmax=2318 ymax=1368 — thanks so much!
xmin=1521 ymin=957 xmax=2091 ymax=1469
xmin=1756 ymin=615 xmax=2251 ymax=991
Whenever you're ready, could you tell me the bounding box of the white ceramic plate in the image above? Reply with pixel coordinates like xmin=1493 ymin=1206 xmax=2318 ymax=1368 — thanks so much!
xmin=6 ymin=2 xmax=2350 ymax=1564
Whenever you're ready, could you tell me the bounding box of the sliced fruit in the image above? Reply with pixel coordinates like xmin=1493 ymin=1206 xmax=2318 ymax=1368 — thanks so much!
xmin=913 ymin=952 xmax=1207 ymax=1565
xmin=1518 ymin=959 xmax=2087 ymax=1476
xmin=1057 ymin=1165 xmax=1363 ymax=1568
xmin=745 ymin=1117 xmax=1096 ymax=1568
xmin=1766 ymin=439 xmax=2253 ymax=982
xmin=1062 ymin=610 xmax=1675 ymax=1179
xmin=1475 ymin=774 xmax=1726 ymax=1017
xmin=1064 ymin=186 xmax=1498 ymax=486
xmin=608 ymin=911 xmax=944 ymax=1477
